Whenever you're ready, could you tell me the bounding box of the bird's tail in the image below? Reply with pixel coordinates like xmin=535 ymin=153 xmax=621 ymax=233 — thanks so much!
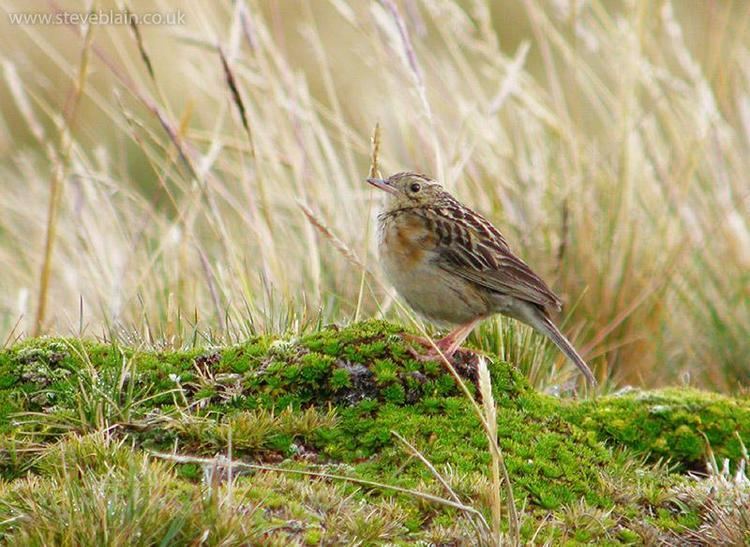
xmin=530 ymin=311 xmax=597 ymax=387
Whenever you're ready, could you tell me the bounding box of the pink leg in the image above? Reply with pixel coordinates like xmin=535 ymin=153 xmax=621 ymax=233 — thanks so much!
xmin=407 ymin=319 xmax=481 ymax=361
xmin=435 ymin=319 xmax=481 ymax=357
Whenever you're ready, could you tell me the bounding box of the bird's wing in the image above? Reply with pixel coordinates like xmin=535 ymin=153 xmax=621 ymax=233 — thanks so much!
xmin=418 ymin=203 xmax=563 ymax=312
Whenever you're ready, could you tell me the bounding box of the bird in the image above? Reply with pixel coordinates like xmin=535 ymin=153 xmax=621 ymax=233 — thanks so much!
xmin=367 ymin=171 xmax=597 ymax=386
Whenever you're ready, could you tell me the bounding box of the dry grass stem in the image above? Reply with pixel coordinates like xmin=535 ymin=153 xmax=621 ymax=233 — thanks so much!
xmin=477 ymin=357 xmax=507 ymax=545
xmin=148 ymin=450 xmax=489 ymax=520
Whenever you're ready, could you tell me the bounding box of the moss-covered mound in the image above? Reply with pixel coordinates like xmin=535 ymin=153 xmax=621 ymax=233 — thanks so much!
xmin=566 ymin=388 xmax=750 ymax=472
xmin=1 ymin=320 xmax=748 ymax=544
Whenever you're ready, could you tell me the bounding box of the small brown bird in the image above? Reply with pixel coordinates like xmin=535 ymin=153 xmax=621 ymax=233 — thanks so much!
xmin=367 ymin=171 xmax=596 ymax=386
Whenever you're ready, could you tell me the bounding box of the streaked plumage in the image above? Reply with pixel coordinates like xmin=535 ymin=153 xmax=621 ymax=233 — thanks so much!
xmin=368 ymin=171 xmax=596 ymax=386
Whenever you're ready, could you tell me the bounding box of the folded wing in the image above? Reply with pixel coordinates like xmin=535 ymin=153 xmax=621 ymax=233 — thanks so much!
xmin=418 ymin=203 xmax=562 ymax=312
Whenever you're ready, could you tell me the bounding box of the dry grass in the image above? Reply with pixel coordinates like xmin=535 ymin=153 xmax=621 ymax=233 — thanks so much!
xmin=0 ymin=0 xmax=749 ymax=391
xmin=675 ymin=436 xmax=750 ymax=545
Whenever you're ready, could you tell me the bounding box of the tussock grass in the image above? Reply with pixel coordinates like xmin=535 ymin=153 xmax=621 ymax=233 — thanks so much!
xmin=1 ymin=434 xmax=266 ymax=546
xmin=168 ymin=406 xmax=339 ymax=454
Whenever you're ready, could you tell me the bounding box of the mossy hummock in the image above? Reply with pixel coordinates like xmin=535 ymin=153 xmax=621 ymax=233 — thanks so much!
xmin=1 ymin=320 xmax=748 ymax=544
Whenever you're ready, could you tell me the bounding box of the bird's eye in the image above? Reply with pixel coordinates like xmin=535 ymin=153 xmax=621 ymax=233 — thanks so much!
xmin=409 ymin=182 xmax=421 ymax=193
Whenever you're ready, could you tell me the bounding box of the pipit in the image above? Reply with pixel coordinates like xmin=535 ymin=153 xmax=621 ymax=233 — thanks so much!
xmin=367 ymin=171 xmax=596 ymax=386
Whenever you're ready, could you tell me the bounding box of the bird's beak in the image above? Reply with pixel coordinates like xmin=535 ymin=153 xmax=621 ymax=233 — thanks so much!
xmin=366 ymin=177 xmax=398 ymax=194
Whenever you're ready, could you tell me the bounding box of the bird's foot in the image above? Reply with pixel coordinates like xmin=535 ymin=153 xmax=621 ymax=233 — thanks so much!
xmin=407 ymin=345 xmax=446 ymax=362
xmin=403 ymin=336 xmax=483 ymax=388
xmin=402 ymin=333 xmax=477 ymax=363
xmin=402 ymin=333 xmax=447 ymax=360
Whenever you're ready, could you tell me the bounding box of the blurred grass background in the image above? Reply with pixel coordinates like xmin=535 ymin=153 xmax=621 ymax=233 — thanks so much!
xmin=0 ymin=0 xmax=748 ymax=392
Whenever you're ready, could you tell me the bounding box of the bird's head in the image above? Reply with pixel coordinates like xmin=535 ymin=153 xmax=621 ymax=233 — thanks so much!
xmin=366 ymin=172 xmax=443 ymax=209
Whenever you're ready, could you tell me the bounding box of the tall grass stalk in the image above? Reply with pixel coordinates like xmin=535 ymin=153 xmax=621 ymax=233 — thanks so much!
xmin=390 ymin=352 xmax=520 ymax=546
xmin=394 ymin=299 xmax=519 ymax=544
xmin=435 ymin=344 xmax=519 ymax=544
xmin=477 ymin=357 xmax=506 ymax=544
xmin=391 ymin=430 xmax=492 ymax=543
xmin=34 ymin=20 xmax=96 ymax=335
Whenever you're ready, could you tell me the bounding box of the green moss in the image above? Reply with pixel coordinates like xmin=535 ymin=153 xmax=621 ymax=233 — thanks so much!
xmin=617 ymin=529 xmax=641 ymax=544
xmin=0 ymin=320 xmax=748 ymax=543
xmin=303 ymin=527 xmax=323 ymax=545
xmin=317 ymin=393 xmax=615 ymax=509
xmin=565 ymin=388 xmax=750 ymax=470
xmin=328 ymin=367 xmax=351 ymax=391
xmin=176 ymin=463 xmax=202 ymax=481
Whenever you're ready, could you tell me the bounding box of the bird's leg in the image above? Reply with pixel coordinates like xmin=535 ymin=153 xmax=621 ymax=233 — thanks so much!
xmin=435 ymin=319 xmax=481 ymax=356
xmin=406 ymin=319 xmax=481 ymax=361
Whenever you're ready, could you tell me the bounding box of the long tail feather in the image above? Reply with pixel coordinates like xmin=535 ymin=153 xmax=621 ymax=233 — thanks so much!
xmin=530 ymin=312 xmax=597 ymax=386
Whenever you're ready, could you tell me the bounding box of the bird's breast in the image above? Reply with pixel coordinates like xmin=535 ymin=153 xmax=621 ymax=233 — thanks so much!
xmin=376 ymin=211 xmax=489 ymax=325
xmin=378 ymin=212 xmax=436 ymax=269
